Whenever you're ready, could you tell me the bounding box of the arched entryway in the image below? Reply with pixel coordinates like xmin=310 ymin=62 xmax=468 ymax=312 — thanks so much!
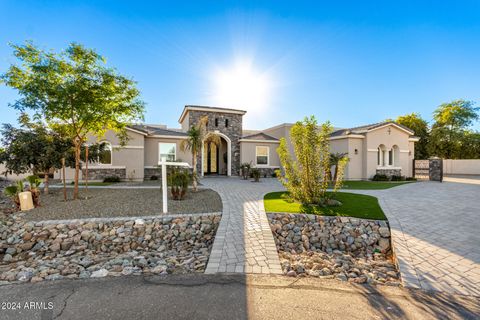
xmin=201 ymin=132 xmax=231 ymax=176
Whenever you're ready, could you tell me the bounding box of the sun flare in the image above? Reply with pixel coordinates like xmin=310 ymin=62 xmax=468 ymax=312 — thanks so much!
xmin=213 ymin=61 xmax=270 ymax=112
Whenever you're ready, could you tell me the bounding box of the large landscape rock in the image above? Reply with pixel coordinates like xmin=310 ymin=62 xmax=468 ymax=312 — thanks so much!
xmin=268 ymin=213 xmax=400 ymax=286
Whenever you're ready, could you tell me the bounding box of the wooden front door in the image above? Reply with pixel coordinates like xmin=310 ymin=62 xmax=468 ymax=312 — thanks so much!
xmin=203 ymin=142 xmax=219 ymax=174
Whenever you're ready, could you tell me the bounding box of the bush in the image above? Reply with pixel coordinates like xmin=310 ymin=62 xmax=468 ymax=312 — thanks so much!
xmin=240 ymin=162 xmax=251 ymax=180
xmin=150 ymin=175 xmax=159 ymax=181
xmin=168 ymin=168 xmax=190 ymax=200
xmin=103 ymin=176 xmax=121 ymax=183
xmin=406 ymin=177 xmax=417 ymax=181
xmin=251 ymin=168 xmax=261 ymax=182
xmin=390 ymin=175 xmax=405 ymax=181
xmin=271 ymin=171 xmax=278 ymax=178
xmin=372 ymin=174 xmax=389 ymax=181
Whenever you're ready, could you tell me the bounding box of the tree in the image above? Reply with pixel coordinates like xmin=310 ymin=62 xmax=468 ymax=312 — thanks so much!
xmin=395 ymin=113 xmax=429 ymax=159
xmin=0 ymin=115 xmax=71 ymax=194
xmin=329 ymin=152 xmax=348 ymax=183
xmin=180 ymin=116 xmax=219 ymax=191
xmin=276 ymin=116 xmax=333 ymax=205
xmin=429 ymin=100 xmax=479 ymax=158
xmin=1 ymin=42 xmax=145 ymax=199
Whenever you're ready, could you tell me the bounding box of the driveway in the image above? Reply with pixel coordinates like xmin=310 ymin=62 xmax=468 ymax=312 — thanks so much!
xmin=0 ymin=274 xmax=478 ymax=320
xmin=354 ymin=181 xmax=480 ymax=296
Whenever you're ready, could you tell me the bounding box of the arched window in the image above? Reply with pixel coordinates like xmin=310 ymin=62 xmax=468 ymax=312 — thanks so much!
xmin=215 ymin=118 xmax=219 ymax=127
xmin=225 ymin=119 xmax=229 ymax=127
xmin=99 ymin=141 xmax=112 ymax=165
xmin=391 ymin=145 xmax=400 ymax=166
xmin=377 ymin=144 xmax=386 ymax=166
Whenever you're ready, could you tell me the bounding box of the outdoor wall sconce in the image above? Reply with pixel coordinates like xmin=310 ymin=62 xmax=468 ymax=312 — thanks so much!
xmin=354 ymin=149 xmax=358 ymax=155
xmin=409 ymin=150 xmax=412 ymax=156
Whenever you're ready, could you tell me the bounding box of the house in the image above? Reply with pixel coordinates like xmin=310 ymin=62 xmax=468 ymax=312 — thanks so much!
xmin=55 ymin=105 xmax=418 ymax=181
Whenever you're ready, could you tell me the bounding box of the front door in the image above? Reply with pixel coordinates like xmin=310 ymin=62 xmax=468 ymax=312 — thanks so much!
xmin=203 ymin=142 xmax=218 ymax=174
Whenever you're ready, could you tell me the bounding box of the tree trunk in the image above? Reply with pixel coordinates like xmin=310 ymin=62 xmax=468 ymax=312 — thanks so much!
xmin=62 ymin=158 xmax=67 ymax=201
xmin=85 ymin=145 xmax=89 ymax=194
xmin=333 ymin=165 xmax=338 ymax=184
xmin=192 ymin=151 xmax=198 ymax=192
xmin=44 ymin=171 xmax=49 ymax=194
xmin=73 ymin=141 xmax=81 ymax=200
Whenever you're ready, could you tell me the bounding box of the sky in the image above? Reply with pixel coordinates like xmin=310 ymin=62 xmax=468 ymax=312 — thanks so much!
xmin=1 ymin=0 xmax=480 ymax=130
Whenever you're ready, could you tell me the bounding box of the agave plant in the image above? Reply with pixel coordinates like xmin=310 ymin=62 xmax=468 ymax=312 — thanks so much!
xmin=240 ymin=162 xmax=252 ymax=180
xmin=251 ymin=168 xmax=261 ymax=182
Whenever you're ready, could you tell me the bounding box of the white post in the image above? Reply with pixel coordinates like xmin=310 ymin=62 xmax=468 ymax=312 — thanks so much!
xmin=161 ymin=157 xmax=168 ymax=213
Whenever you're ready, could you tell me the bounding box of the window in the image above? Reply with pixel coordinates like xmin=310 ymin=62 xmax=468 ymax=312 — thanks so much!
xmin=256 ymin=146 xmax=269 ymax=165
xmin=98 ymin=142 xmax=112 ymax=165
xmin=215 ymin=118 xmax=218 ymax=127
xmin=159 ymin=143 xmax=176 ymax=162
xmin=377 ymin=147 xmax=381 ymax=165
xmin=388 ymin=149 xmax=393 ymax=166
xmin=225 ymin=119 xmax=229 ymax=127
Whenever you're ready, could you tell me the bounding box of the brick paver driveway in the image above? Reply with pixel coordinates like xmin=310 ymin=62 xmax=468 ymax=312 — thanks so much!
xmin=202 ymin=177 xmax=283 ymax=274
xmin=356 ymin=181 xmax=480 ymax=296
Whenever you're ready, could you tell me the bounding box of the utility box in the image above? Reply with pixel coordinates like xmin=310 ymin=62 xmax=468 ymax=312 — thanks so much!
xmin=19 ymin=191 xmax=34 ymax=211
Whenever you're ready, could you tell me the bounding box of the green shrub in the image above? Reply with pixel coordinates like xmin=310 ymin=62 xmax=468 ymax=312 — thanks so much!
xmin=251 ymin=168 xmax=261 ymax=182
xmin=271 ymin=171 xmax=278 ymax=178
xmin=240 ymin=162 xmax=251 ymax=180
xmin=103 ymin=176 xmax=121 ymax=183
xmin=168 ymin=168 xmax=190 ymax=200
xmin=372 ymin=174 xmax=389 ymax=181
xmin=406 ymin=177 xmax=417 ymax=181
xmin=390 ymin=175 xmax=405 ymax=181
xmin=150 ymin=175 xmax=159 ymax=181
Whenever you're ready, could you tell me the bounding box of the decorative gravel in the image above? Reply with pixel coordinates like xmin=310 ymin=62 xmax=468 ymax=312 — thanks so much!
xmin=19 ymin=188 xmax=222 ymax=221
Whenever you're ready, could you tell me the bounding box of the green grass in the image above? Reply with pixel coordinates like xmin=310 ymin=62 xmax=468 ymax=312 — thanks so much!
xmin=336 ymin=180 xmax=414 ymax=190
xmin=264 ymin=191 xmax=386 ymax=220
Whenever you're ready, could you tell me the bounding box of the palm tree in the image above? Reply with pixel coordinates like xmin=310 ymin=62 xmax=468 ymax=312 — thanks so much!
xmin=330 ymin=152 xmax=348 ymax=183
xmin=180 ymin=116 xmax=220 ymax=191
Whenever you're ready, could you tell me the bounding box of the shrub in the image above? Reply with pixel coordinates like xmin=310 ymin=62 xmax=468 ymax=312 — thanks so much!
xmin=372 ymin=174 xmax=389 ymax=181
xmin=103 ymin=176 xmax=121 ymax=183
xmin=168 ymin=168 xmax=190 ymax=200
xmin=240 ymin=162 xmax=251 ymax=180
xmin=406 ymin=177 xmax=417 ymax=181
xmin=4 ymin=181 xmax=24 ymax=209
xmin=271 ymin=171 xmax=278 ymax=178
xmin=26 ymin=175 xmax=42 ymax=207
xmin=251 ymin=168 xmax=261 ymax=182
xmin=390 ymin=175 xmax=405 ymax=181
xmin=276 ymin=116 xmax=334 ymax=205
xmin=150 ymin=175 xmax=159 ymax=181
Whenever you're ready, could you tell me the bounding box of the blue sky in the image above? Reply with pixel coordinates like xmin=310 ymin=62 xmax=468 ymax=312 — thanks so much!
xmin=1 ymin=1 xmax=479 ymax=130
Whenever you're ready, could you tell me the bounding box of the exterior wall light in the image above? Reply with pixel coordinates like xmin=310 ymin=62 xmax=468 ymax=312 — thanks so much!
xmin=354 ymin=149 xmax=358 ymax=155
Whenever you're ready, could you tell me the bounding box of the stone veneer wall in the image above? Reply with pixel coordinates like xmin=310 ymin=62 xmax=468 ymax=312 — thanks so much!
xmin=254 ymin=167 xmax=280 ymax=178
xmin=144 ymin=167 xmax=193 ymax=181
xmin=82 ymin=168 xmax=126 ymax=181
xmin=376 ymin=168 xmax=401 ymax=177
xmin=0 ymin=213 xmax=221 ymax=283
xmin=188 ymin=111 xmax=243 ymax=175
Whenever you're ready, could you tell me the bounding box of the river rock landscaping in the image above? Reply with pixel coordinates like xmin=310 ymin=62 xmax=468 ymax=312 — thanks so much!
xmin=268 ymin=213 xmax=400 ymax=285
xmin=0 ymin=213 xmax=221 ymax=284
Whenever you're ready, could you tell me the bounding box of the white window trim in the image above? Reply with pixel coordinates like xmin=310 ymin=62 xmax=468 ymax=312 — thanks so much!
xmin=255 ymin=146 xmax=270 ymax=166
xmin=158 ymin=142 xmax=176 ymax=163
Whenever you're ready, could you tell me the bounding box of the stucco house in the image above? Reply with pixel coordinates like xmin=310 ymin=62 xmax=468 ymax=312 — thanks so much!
xmin=55 ymin=105 xmax=418 ymax=181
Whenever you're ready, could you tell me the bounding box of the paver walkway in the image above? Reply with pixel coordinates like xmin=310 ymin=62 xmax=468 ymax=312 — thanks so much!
xmin=350 ymin=181 xmax=480 ymax=296
xmin=202 ymin=177 xmax=283 ymax=274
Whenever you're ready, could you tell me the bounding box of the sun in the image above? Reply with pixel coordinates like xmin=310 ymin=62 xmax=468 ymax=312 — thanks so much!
xmin=213 ymin=61 xmax=270 ymax=112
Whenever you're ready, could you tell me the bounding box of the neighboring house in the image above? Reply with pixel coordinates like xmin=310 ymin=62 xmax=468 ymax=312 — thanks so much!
xmin=54 ymin=105 xmax=418 ymax=181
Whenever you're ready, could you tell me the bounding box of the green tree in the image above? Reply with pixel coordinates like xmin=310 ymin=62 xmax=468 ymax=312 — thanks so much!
xmin=429 ymin=100 xmax=479 ymax=158
xmin=395 ymin=113 xmax=429 ymax=159
xmin=329 ymin=152 xmax=348 ymax=183
xmin=180 ymin=116 xmax=219 ymax=191
xmin=1 ymin=42 xmax=145 ymax=199
xmin=276 ymin=116 xmax=333 ymax=205
xmin=0 ymin=115 xmax=71 ymax=193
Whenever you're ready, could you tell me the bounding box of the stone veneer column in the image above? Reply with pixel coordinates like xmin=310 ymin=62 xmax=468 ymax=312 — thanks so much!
xmin=188 ymin=111 xmax=243 ymax=175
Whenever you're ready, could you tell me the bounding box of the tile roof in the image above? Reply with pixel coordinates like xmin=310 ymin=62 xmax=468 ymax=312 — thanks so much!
xmin=330 ymin=121 xmax=414 ymax=137
xmin=128 ymin=125 xmax=187 ymax=136
xmin=241 ymin=132 xmax=279 ymax=141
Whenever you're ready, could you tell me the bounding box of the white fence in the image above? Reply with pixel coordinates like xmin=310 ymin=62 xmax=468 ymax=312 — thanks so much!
xmin=443 ymin=159 xmax=480 ymax=175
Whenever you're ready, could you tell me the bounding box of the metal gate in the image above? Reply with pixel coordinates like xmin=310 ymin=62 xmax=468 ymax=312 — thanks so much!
xmin=413 ymin=158 xmax=443 ymax=182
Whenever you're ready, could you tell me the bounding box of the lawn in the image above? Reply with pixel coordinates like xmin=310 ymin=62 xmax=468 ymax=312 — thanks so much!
xmin=336 ymin=180 xmax=414 ymax=190
xmin=264 ymin=191 xmax=386 ymax=220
